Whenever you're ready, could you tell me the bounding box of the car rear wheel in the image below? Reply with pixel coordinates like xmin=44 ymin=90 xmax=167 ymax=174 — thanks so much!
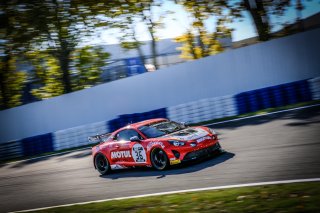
xmin=95 ymin=154 xmax=110 ymax=175
xmin=151 ymin=148 xmax=169 ymax=170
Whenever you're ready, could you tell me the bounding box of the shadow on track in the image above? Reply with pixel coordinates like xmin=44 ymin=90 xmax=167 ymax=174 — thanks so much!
xmin=100 ymin=152 xmax=235 ymax=180
xmin=211 ymin=105 xmax=320 ymax=130
xmin=8 ymin=149 xmax=91 ymax=168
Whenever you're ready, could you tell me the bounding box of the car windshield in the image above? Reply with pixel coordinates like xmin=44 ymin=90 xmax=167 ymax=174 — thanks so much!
xmin=138 ymin=121 xmax=184 ymax=138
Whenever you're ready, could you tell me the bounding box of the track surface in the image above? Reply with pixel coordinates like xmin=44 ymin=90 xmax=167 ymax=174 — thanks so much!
xmin=1 ymin=106 xmax=320 ymax=212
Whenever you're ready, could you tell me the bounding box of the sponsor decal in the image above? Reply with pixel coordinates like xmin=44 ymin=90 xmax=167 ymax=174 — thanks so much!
xmin=170 ymin=159 xmax=181 ymax=165
xmin=147 ymin=141 xmax=165 ymax=150
xmin=111 ymin=150 xmax=132 ymax=159
xmin=171 ymin=128 xmax=209 ymax=141
xmin=96 ymin=146 xmax=100 ymax=151
xmin=132 ymin=143 xmax=147 ymax=163
xmin=197 ymin=136 xmax=212 ymax=143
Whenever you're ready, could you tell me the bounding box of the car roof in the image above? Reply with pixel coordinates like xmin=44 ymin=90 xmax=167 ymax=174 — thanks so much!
xmin=118 ymin=118 xmax=168 ymax=131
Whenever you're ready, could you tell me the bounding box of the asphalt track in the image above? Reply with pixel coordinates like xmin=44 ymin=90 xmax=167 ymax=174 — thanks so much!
xmin=1 ymin=106 xmax=320 ymax=212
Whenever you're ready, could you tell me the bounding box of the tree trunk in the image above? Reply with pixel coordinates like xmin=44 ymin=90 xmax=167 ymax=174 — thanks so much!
xmin=147 ymin=19 xmax=158 ymax=69
xmin=150 ymin=38 xmax=158 ymax=70
xmin=133 ymin=34 xmax=146 ymax=67
xmin=0 ymin=55 xmax=10 ymax=109
xmin=243 ymin=0 xmax=270 ymax=41
xmin=59 ymin=50 xmax=72 ymax=93
xmin=197 ymin=27 xmax=208 ymax=57
xmin=0 ymin=3 xmax=10 ymax=109
xmin=187 ymin=31 xmax=197 ymax=59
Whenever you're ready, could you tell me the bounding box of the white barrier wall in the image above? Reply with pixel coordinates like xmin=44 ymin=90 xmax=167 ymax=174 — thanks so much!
xmin=309 ymin=77 xmax=320 ymax=100
xmin=1 ymin=28 xmax=320 ymax=143
xmin=53 ymin=121 xmax=109 ymax=151
xmin=167 ymin=95 xmax=237 ymax=123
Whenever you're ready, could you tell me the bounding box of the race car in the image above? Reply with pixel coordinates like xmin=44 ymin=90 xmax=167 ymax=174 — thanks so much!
xmin=89 ymin=118 xmax=223 ymax=175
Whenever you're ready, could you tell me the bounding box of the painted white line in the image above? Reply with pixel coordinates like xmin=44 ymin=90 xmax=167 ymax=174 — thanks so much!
xmin=12 ymin=178 xmax=320 ymax=213
xmin=204 ymin=103 xmax=320 ymax=126
xmin=4 ymin=147 xmax=91 ymax=166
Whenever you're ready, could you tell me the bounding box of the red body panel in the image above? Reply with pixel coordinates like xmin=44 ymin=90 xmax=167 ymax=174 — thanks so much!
xmin=92 ymin=118 xmax=220 ymax=170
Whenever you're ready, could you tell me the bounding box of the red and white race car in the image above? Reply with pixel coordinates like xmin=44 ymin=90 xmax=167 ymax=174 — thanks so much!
xmin=90 ymin=118 xmax=223 ymax=175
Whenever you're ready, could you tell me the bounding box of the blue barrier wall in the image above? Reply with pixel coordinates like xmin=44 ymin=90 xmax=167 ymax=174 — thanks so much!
xmin=21 ymin=133 xmax=54 ymax=157
xmin=235 ymin=79 xmax=312 ymax=114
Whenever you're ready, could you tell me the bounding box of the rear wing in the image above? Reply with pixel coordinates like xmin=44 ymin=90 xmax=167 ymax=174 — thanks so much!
xmin=88 ymin=133 xmax=111 ymax=144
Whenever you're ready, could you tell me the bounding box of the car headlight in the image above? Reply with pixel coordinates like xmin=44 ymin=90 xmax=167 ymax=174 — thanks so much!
xmin=209 ymin=128 xmax=216 ymax=134
xmin=169 ymin=140 xmax=185 ymax=146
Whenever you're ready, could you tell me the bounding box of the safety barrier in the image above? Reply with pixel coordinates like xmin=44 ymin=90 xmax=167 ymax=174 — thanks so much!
xmin=0 ymin=140 xmax=23 ymax=161
xmin=167 ymin=95 xmax=237 ymax=123
xmin=235 ymin=80 xmax=312 ymax=114
xmin=21 ymin=133 xmax=54 ymax=157
xmin=1 ymin=77 xmax=319 ymax=162
xmin=53 ymin=121 xmax=109 ymax=151
xmin=309 ymin=77 xmax=320 ymax=100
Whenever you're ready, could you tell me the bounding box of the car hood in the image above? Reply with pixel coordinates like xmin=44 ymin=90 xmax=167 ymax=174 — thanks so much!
xmin=161 ymin=127 xmax=209 ymax=141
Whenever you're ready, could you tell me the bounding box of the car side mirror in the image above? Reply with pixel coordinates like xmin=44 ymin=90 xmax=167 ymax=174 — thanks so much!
xmin=130 ymin=136 xmax=141 ymax=142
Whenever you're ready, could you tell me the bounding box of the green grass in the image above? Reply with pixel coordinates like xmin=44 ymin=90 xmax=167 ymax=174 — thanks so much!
xmin=30 ymin=181 xmax=320 ymax=213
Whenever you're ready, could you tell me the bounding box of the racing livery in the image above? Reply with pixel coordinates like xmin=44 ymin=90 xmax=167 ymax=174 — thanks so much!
xmin=90 ymin=118 xmax=223 ymax=175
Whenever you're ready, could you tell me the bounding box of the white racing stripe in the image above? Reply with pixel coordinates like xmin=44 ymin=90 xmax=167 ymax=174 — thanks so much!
xmin=12 ymin=178 xmax=320 ymax=213
xmin=203 ymin=103 xmax=320 ymax=126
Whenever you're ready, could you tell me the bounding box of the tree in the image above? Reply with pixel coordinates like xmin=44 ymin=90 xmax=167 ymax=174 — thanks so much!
xmin=103 ymin=0 xmax=171 ymax=70
xmin=0 ymin=0 xmax=45 ymax=109
xmin=26 ymin=51 xmax=64 ymax=100
xmin=72 ymin=46 xmax=110 ymax=90
xmin=175 ymin=0 xmax=231 ymax=59
xmin=233 ymin=0 xmax=308 ymax=41
xmin=120 ymin=20 xmax=146 ymax=66
xmin=24 ymin=0 xmax=112 ymax=94
xmin=175 ymin=29 xmax=224 ymax=60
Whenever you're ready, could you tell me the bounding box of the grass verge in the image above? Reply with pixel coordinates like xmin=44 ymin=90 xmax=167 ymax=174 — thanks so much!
xmin=30 ymin=181 xmax=320 ymax=213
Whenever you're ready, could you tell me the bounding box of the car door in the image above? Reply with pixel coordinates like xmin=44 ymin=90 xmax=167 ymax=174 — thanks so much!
xmin=111 ymin=129 xmax=146 ymax=166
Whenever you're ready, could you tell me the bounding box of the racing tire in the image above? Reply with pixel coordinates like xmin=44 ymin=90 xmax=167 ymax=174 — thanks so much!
xmin=94 ymin=153 xmax=110 ymax=175
xmin=150 ymin=148 xmax=169 ymax=171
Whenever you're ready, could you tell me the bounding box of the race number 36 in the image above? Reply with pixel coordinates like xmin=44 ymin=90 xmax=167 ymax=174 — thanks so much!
xmin=132 ymin=143 xmax=146 ymax=163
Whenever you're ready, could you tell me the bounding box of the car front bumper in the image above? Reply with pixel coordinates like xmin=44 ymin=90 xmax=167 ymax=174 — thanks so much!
xmin=182 ymin=142 xmax=221 ymax=162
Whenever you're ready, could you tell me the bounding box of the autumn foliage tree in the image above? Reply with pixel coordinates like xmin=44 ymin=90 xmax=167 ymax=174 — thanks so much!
xmin=175 ymin=0 xmax=231 ymax=60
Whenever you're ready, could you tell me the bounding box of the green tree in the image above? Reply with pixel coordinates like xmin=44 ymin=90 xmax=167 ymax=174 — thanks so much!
xmin=175 ymin=30 xmax=223 ymax=60
xmin=26 ymin=51 xmax=64 ymax=100
xmin=175 ymin=0 xmax=230 ymax=59
xmin=0 ymin=57 xmax=26 ymax=108
xmin=22 ymin=0 xmax=111 ymax=94
xmin=72 ymin=46 xmax=110 ymax=90
xmin=0 ymin=0 xmax=44 ymax=109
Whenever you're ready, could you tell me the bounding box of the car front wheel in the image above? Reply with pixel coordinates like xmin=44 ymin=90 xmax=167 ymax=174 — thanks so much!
xmin=150 ymin=148 xmax=169 ymax=170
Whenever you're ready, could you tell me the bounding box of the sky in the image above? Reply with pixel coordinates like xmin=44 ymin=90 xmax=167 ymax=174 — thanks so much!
xmin=84 ymin=0 xmax=320 ymax=45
